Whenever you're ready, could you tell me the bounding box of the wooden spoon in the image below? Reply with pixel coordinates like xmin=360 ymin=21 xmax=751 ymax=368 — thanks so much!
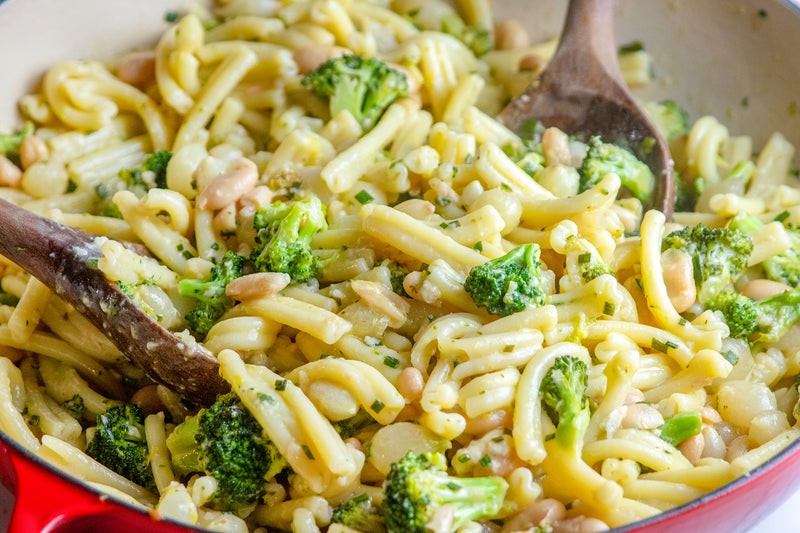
xmin=0 ymin=198 xmax=228 ymax=405
xmin=499 ymin=0 xmax=675 ymax=218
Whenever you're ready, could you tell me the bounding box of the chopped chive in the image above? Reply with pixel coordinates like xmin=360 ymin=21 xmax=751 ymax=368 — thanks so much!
xmin=577 ymin=252 xmax=592 ymax=264
xmin=370 ymin=399 xmax=385 ymax=413
xmin=302 ymin=445 xmax=315 ymax=460
xmin=479 ymin=455 xmax=492 ymax=467
xmin=651 ymin=338 xmax=669 ymax=353
xmin=458 ymin=453 xmax=471 ymax=463
xmin=774 ymin=210 xmax=790 ymax=223
xmin=383 ymin=356 xmax=399 ymax=368
xmin=603 ymin=301 xmax=615 ymax=315
xmin=274 ymin=379 xmax=287 ymax=391
xmin=355 ymin=189 xmax=374 ymax=204
xmin=472 ymin=241 xmax=483 ymax=251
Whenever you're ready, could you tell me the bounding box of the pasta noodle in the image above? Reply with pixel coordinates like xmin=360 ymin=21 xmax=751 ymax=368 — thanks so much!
xmin=0 ymin=1 xmax=799 ymax=532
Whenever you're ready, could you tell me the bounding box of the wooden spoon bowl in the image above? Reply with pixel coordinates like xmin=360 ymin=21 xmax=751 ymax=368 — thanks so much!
xmin=499 ymin=0 xmax=675 ymax=217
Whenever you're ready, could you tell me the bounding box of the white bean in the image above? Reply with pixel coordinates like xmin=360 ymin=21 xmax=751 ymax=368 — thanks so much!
xmin=741 ymin=279 xmax=793 ymax=300
xmin=0 ymin=155 xmax=22 ymax=186
xmin=661 ymin=248 xmax=696 ymax=313
xmin=19 ymin=136 xmax=49 ymax=170
xmin=116 ymin=51 xmax=157 ymax=85
xmin=225 ymin=272 xmax=291 ymax=301
xmin=494 ymin=19 xmax=529 ymax=50
xmin=501 ymin=499 xmax=566 ymax=533
xmin=678 ymin=433 xmax=705 ymax=465
xmin=542 ymin=127 xmax=572 ymax=167
xmin=196 ymin=158 xmax=258 ymax=211
xmin=397 ymin=367 xmax=424 ymax=402
xmin=293 ymin=44 xmax=349 ymax=74
xmin=725 ymin=434 xmax=749 ymax=462
xmin=620 ymin=403 xmax=664 ymax=430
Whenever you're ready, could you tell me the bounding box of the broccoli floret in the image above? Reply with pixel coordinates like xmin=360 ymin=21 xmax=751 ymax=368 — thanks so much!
xmin=657 ymin=410 xmax=702 ymax=447
xmin=165 ymin=392 xmax=286 ymax=511
xmin=763 ymin=225 xmax=800 ymax=287
xmin=661 ymin=223 xmax=752 ymax=304
xmin=85 ymin=404 xmax=155 ymax=489
xmin=250 ymin=197 xmax=327 ymax=283
xmin=541 ymin=356 xmax=592 ymax=449
xmin=707 ymin=287 xmax=800 ymax=344
xmin=578 ymin=136 xmax=654 ymax=203
xmin=302 ymin=55 xmax=409 ymax=131
xmin=643 ymin=100 xmax=689 ymax=143
xmin=706 ymin=290 xmax=760 ymax=340
xmin=0 ymin=122 xmax=34 ymax=166
xmin=177 ymin=250 xmax=245 ymax=339
xmin=464 ymin=243 xmax=547 ymax=317
xmin=383 ymin=451 xmax=508 ymax=533
xmin=332 ymin=493 xmax=386 ymax=533
xmin=440 ymin=14 xmax=492 ymax=57
xmin=118 ymin=150 xmax=173 ymax=191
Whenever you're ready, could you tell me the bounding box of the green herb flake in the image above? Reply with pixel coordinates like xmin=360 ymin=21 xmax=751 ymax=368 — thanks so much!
xmin=383 ymin=356 xmax=399 ymax=369
xmin=370 ymin=399 xmax=385 ymax=413
xmin=479 ymin=454 xmax=492 ymax=467
xmin=274 ymin=379 xmax=288 ymax=391
xmin=302 ymin=444 xmax=315 ymax=460
xmin=355 ymin=189 xmax=374 ymax=204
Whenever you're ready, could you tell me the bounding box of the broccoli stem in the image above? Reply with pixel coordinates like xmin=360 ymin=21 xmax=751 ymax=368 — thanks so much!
xmin=657 ymin=410 xmax=702 ymax=447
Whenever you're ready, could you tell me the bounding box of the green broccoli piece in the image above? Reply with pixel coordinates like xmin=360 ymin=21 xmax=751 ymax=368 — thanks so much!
xmin=705 ymin=290 xmax=760 ymax=340
xmin=250 ymin=197 xmax=327 ymax=283
xmin=707 ymin=287 xmax=800 ymax=344
xmin=464 ymin=243 xmax=547 ymax=317
xmin=177 ymin=250 xmax=245 ymax=339
xmin=117 ymin=279 xmax=161 ymax=322
xmin=541 ymin=356 xmax=592 ymax=449
xmin=657 ymin=410 xmax=702 ymax=447
xmin=302 ymin=54 xmax=409 ymax=131
xmin=85 ymin=404 xmax=155 ymax=489
xmin=538 ymin=355 xmax=627 ymax=518
xmin=332 ymin=409 xmax=377 ymax=440
xmin=643 ymin=100 xmax=689 ymax=143
xmin=165 ymin=392 xmax=286 ymax=511
xmin=578 ymin=136 xmax=655 ymax=203
xmin=727 ymin=210 xmax=764 ymax=235
xmin=0 ymin=122 xmax=34 ymax=166
xmin=0 ymin=289 xmax=19 ymax=307
xmin=332 ymin=493 xmax=386 ymax=533
xmin=118 ymin=150 xmax=173 ymax=191
xmin=728 ymin=212 xmax=800 ymax=287
xmin=763 ymin=225 xmax=800 ymax=287
xmin=383 ymin=451 xmax=508 ymax=533
xmin=661 ymin=223 xmax=752 ymax=304
xmin=440 ymin=14 xmax=492 ymax=57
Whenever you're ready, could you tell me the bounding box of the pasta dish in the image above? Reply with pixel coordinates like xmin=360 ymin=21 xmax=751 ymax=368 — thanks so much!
xmin=0 ymin=1 xmax=798 ymax=532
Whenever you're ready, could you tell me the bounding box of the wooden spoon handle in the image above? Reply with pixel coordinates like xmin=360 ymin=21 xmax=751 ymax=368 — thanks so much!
xmin=0 ymin=198 xmax=228 ymax=405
